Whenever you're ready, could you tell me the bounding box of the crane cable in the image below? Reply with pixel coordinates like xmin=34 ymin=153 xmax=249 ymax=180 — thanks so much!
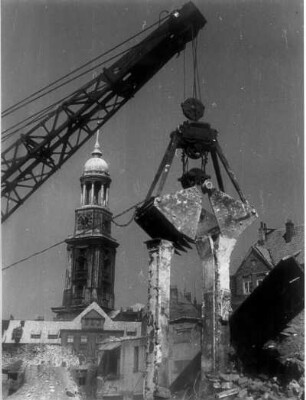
xmin=191 ymin=33 xmax=202 ymax=101
xmin=2 ymin=13 xmax=170 ymax=118
xmin=2 ymin=198 xmax=146 ymax=271
xmin=1 ymin=16 xmax=173 ymax=143
xmin=1 ymin=45 xmax=141 ymax=142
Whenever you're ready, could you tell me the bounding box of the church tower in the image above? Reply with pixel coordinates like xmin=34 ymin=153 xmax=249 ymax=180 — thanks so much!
xmin=52 ymin=133 xmax=118 ymax=320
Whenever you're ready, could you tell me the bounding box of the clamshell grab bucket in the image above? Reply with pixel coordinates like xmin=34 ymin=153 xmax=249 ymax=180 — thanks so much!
xmin=135 ymin=186 xmax=203 ymax=250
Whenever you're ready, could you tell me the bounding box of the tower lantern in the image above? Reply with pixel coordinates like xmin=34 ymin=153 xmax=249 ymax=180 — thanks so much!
xmin=80 ymin=132 xmax=111 ymax=208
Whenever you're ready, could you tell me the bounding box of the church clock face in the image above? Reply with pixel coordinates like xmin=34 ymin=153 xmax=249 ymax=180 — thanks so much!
xmin=77 ymin=213 xmax=93 ymax=230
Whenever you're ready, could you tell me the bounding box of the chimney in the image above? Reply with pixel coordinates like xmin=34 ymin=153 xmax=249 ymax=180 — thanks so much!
xmin=285 ymin=219 xmax=295 ymax=243
xmin=170 ymin=286 xmax=178 ymax=304
xmin=258 ymin=222 xmax=267 ymax=245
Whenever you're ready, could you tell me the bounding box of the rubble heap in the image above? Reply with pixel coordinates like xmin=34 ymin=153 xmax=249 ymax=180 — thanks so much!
xmin=205 ymin=371 xmax=305 ymax=400
xmin=7 ymin=364 xmax=81 ymax=400
xmin=172 ymin=370 xmax=304 ymax=400
xmin=2 ymin=344 xmax=80 ymax=368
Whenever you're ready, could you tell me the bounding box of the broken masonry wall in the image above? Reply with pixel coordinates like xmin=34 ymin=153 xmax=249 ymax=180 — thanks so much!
xmin=169 ymin=321 xmax=201 ymax=384
xmin=144 ymin=239 xmax=174 ymax=400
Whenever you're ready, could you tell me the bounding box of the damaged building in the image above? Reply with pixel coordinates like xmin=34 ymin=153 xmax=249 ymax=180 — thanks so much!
xmin=96 ymin=287 xmax=201 ymax=400
xmin=230 ymin=221 xmax=304 ymax=381
xmin=2 ymin=121 xmax=304 ymax=400
xmin=2 ymin=2 xmax=304 ymax=399
xmin=2 ymin=136 xmax=201 ymax=398
xmin=231 ymin=220 xmax=304 ymax=310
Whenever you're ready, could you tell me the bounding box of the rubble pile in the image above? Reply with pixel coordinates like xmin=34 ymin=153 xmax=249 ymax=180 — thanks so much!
xmin=3 ymin=344 xmax=80 ymax=368
xmin=7 ymin=365 xmax=81 ymax=400
xmin=205 ymin=372 xmax=305 ymax=400
xmin=264 ymin=311 xmax=305 ymax=379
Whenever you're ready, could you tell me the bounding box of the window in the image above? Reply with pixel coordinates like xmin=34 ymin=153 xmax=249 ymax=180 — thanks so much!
xmin=82 ymin=317 xmax=104 ymax=329
xmin=256 ymin=279 xmax=263 ymax=287
xmin=96 ymin=334 xmax=104 ymax=343
xmin=48 ymin=334 xmax=58 ymax=339
xmin=79 ymin=376 xmax=86 ymax=386
xmin=243 ymin=280 xmax=253 ymax=294
xmin=127 ymin=330 xmax=137 ymax=337
xmin=81 ymin=335 xmax=88 ymax=343
xmin=76 ymin=285 xmax=84 ymax=298
xmin=67 ymin=335 xmax=74 ymax=343
xmin=100 ymin=347 xmax=121 ymax=379
xmin=30 ymin=333 xmax=41 ymax=339
xmin=133 ymin=346 xmax=139 ymax=372
xmin=8 ymin=372 xmax=18 ymax=381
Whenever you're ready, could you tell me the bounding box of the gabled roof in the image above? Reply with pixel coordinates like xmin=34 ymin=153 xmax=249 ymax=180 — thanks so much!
xmin=233 ymin=223 xmax=304 ymax=277
xmin=2 ymin=320 xmax=74 ymax=344
xmin=2 ymin=302 xmax=142 ymax=344
xmin=73 ymin=302 xmax=111 ymax=324
xmin=253 ymin=244 xmax=273 ymax=266
xmin=263 ymin=225 xmax=304 ymax=266
xmin=234 ymin=246 xmax=273 ymax=277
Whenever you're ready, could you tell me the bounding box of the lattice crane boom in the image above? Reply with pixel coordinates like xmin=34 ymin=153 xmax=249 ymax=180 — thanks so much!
xmin=1 ymin=2 xmax=206 ymax=222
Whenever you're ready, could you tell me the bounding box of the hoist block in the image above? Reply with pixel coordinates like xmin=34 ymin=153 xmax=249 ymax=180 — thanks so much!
xmin=135 ymin=186 xmax=202 ymax=250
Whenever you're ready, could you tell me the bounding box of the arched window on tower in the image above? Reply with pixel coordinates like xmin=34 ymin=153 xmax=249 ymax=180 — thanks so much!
xmin=85 ymin=183 xmax=91 ymax=205
xmin=75 ymin=249 xmax=87 ymax=281
xmin=93 ymin=182 xmax=102 ymax=205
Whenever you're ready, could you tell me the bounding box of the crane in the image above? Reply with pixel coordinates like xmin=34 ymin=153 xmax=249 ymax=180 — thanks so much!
xmin=1 ymin=2 xmax=206 ymax=222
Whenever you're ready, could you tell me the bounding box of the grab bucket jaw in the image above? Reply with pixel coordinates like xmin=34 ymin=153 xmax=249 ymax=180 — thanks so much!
xmin=135 ymin=186 xmax=203 ymax=251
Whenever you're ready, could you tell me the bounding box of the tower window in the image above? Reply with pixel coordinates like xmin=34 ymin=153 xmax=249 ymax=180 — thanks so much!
xmin=85 ymin=184 xmax=91 ymax=205
xmin=76 ymin=285 xmax=84 ymax=298
xmin=94 ymin=182 xmax=101 ymax=205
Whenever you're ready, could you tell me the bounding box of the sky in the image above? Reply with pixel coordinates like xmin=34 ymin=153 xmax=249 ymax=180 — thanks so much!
xmin=2 ymin=0 xmax=303 ymax=320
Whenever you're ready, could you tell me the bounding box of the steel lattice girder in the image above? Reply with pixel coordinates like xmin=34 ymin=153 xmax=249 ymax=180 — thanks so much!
xmin=1 ymin=2 xmax=206 ymax=222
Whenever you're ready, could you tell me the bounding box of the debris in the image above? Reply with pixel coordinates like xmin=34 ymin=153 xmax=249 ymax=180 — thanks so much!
xmin=237 ymin=388 xmax=248 ymax=398
xmin=66 ymin=389 xmax=76 ymax=397
xmin=221 ymin=381 xmax=233 ymax=390
xmin=238 ymin=376 xmax=249 ymax=386
xmin=219 ymin=373 xmax=240 ymax=382
xmin=216 ymin=388 xmax=239 ymax=398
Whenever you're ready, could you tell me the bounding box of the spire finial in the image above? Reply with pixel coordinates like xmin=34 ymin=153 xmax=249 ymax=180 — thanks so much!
xmin=92 ymin=129 xmax=102 ymax=157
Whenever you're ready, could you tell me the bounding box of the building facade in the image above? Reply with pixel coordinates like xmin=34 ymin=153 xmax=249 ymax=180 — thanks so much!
xmin=2 ymin=303 xmax=142 ymax=363
xmin=96 ymin=288 xmax=201 ymax=400
xmin=231 ymin=220 xmax=304 ymax=310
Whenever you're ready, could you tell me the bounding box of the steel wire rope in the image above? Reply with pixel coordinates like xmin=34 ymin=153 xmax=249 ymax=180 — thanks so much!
xmin=2 ymin=198 xmax=146 ymax=271
xmin=2 ymin=14 xmax=170 ymax=118
xmin=2 ymin=15 xmax=174 ymax=143
xmin=192 ymin=33 xmax=198 ymax=100
xmin=1 ymin=45 xmax=138 ymax=142
xmin=194 ymin=36 xmax=202 ymax=102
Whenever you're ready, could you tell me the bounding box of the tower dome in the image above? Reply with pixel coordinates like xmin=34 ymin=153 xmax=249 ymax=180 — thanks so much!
xmin=83 ymin=133 xmax=109 ymax=176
